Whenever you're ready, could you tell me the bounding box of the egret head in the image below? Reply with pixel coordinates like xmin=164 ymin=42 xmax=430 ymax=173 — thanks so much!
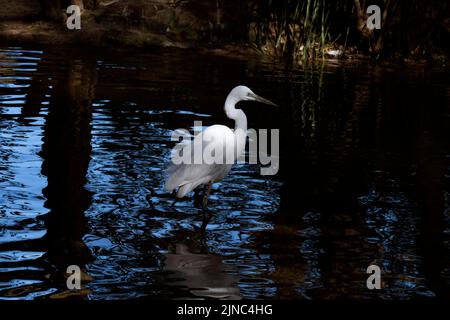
xmin=230 ymin=85 xmax=277 ymax=107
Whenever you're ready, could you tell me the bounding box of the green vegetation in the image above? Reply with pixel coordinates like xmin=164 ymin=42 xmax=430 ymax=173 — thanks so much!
xmin=248 ymin=0 xmax=450 ymax=62
xmin=2 ymin=1 xmax=449 ymax=62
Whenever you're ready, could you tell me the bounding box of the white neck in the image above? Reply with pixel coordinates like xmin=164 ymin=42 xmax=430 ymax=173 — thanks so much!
xmin=224 ymin=94 xmax=247 ymax=159
xmin=224 ymin=95 xmax=247 ymax=132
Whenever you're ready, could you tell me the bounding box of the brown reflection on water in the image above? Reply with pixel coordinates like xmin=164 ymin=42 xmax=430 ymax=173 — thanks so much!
xmin=415 ymin=118 xmax=450 ymax=297
xmin=40 ymin=55 xmax=97 ymax=297
xmin=264 ymin=63 xmax=450 ymax=299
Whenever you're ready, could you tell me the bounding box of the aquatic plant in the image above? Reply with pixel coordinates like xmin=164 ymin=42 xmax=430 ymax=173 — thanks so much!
xmin=248 ymin=0 xmax=450 ymax=62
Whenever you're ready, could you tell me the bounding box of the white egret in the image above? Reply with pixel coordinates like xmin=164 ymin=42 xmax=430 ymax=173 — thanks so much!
xmin=165 ymin=85 xmax=277 ymax=209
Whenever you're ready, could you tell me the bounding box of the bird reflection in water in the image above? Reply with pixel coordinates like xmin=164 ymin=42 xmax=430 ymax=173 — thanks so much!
xmin=162 ymin=240 xmax=241 ymax=299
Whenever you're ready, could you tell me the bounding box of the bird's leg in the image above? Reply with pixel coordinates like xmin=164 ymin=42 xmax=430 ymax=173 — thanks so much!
xmin=202 ymin=182 xmax=212 ymax=211
xmin=193 ymin=187 xmax=203 ymax=207
xmin=199 ymin=209 xmax=212 ymax=235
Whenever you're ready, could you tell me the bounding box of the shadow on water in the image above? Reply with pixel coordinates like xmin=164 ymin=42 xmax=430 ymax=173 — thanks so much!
xmin=0 ymin=46 xmax=449 ymax=300
xmin=39 ymin=56 xmax=97 ymax=298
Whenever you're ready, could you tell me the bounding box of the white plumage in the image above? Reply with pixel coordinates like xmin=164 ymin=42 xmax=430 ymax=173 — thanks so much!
xmin=165 ymin=85 xmax=276 ymax=208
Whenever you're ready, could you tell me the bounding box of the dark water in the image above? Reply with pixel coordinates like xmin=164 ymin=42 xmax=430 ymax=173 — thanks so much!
xmin=0 ymin=46 xmax=449 ymax=300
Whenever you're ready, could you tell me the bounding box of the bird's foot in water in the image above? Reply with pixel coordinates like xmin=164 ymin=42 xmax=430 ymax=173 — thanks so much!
xmin=202 ymin=208 xmax=213 ymax=221
xmin=200 ymin=209 xmax=213 ymax=233
xmin=192 ymin=209 xmax=213 ymax=234
xmin=202 ymin=198 xmax=208 ymax=211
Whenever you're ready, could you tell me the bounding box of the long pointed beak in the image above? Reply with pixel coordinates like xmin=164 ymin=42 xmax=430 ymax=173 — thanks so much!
xmin=249 ymin=93 xmax=278 ymax=107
